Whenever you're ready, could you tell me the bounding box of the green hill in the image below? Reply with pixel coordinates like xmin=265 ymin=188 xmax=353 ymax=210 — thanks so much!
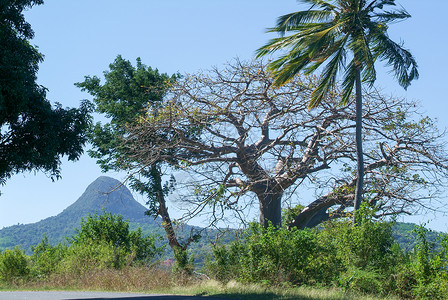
xmin=0 ymin=176 xmax=162 ymax=252
xmin=392 ymin=222 xmax=442 ymax=251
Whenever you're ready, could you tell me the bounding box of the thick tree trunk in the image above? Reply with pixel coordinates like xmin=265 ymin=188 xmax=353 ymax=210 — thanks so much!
xmin=258 ymin=189 xmax=283 ymax=228
xmin=288 ymin=195 xmax=336 ymax=230
xmin=288 ymin=184 xmax=355 ymax=230
xmin=353 ymin=67 xmax=364 ymax=224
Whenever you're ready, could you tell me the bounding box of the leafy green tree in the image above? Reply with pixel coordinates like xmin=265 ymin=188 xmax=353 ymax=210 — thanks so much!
xmin=75 ymin=56 xmax=172 ymax=220
xmin=76 ymin=56 xmax=199 ymax=272
xmin=68 ymin=212 xmax=162 ymax=265
xmin=256 ymin=0 xmax=418 ymax=222
xmin=0 ymin=0 xmax=92 ymax=185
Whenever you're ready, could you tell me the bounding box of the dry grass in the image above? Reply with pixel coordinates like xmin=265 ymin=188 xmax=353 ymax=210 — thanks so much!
xmin=9 ymin=266 xmax=174 ymax=292
xmin=1 ymin=267 xmax=400 ymax=300
xmin=171 ymin=279 xmax=400 ymax=300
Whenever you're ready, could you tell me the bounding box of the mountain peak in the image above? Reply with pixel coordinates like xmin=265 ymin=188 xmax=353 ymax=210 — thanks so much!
xmin=61 ymin=176 xmax=148 ymax=220
xmin=0 ymin=176 xmax=159 ymax=252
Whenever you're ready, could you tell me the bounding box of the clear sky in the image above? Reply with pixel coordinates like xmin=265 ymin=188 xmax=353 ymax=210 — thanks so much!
xmin=1 ymin=0 xmax=447 ymax=231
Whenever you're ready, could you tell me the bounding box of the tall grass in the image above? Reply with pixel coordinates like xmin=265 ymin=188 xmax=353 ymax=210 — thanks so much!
xmin=1 ymin=267 xmax=398 ymax=300
xmin=3 ymin=265 xmax=172 ymax=292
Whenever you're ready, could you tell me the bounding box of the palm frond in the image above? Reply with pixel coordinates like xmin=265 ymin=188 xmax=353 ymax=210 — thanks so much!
xmin=361 ymin=63 xmax=376 ymax=86
xmin=257 ymin=21 xmax=342 ymax=58
xmin=256 ymin=28 xmax=316 ymax=57
xmin=364 ymin=0 xmax=396 ymax=12
xmin=257 ymin=0 xmax=417 ymax=108
xmin=303 ymin=26 xmax=348 ymax=70
xmin=300 ymin=0 xmax=337 ymax=11
xmin=354 ymin=30 xmax=377 ymax=85
xmin=309 ymin=40 xmax=348 ymax=108
xmin=373 ymin=33 xmax=419 ymax=89
xmin=348 ymin=29 xmax=375 ymax=72
xmin=269 ymin=50 xmax=312 ymax=87
xmin=375 ymin=10 xmax=411 ymax=23
xmin=276 ymin=10 xmax=334 ymax=33
xmin=341 ymin=61 xmax=358 ymax=105
xmin=256 ymin=36 xmax=299 ymax=57
xmin=369 ymin=0 xmax=397 ymax=10
xmin=304 ymin=39 xmax=344 ymax=74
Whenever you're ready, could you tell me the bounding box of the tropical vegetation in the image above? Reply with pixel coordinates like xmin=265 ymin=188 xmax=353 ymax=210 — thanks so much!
xmin=3 ymin=0 xmax=448 ymax=299
xmin=256 ymin=0 xmax=419 ymax=222
xmin=1 ymin=208 xmax=448 ymax=299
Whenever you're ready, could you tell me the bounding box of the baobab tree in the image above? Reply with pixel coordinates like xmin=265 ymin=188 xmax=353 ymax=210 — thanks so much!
xmin=122 ymin=60 xmax=446 ymax=229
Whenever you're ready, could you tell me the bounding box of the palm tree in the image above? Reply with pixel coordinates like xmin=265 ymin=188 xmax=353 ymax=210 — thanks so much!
xmin=256 ymin=0 xmax=418 ymax=224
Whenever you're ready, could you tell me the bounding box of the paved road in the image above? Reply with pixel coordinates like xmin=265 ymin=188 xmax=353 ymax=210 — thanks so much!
xmin=0 ymin=291 xmax=232 ymax=300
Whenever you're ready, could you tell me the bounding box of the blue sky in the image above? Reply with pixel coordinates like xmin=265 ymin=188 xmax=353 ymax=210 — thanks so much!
xmin=1 ymin=0 xmax=448 ymax=231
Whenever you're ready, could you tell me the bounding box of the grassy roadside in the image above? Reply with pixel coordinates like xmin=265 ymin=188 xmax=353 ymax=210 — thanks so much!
xmin=169 ymin=280 xmax=400 ymax=300
xmin=0 ymin=267 xmax=398 ymax=300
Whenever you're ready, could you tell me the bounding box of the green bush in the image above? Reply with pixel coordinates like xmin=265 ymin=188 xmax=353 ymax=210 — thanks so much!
xmin=321 ymin=205 xmax=396 ymax=270
xmin=128 ymin=227 xmax=162 ymax=264
xmin=405 ymin=225 xmax=448 ymax=299
xmin=60 ymin=239 xmax=127 ymax=274
xmin=28 ymin=212 xmax=164 ymax=278
xmin=339 ymin=266 xmax=386 ymax=295
xmin=0 ymin=247 xmax=30 ymax=282
xmin=206 ymin=205 xmax=408 ymax=295
xmin=240 ymin=223 xmax=322 ymax=284
xmin=68 ymin=212 xmax=163 ymax=266
xmin=207 ymin=222 xmax=341 ymax=285
xmin=30 ymin=235 xmax=67 ymax=278
xmin=206 ymin=241 xmax=246 ymax=282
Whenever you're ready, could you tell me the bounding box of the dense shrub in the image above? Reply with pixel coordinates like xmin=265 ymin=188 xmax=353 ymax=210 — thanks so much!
xmin=338 ymin=267 xmax=384 ymax=295
xmin=0 ymin=247 xmax=30 ymax=282
xmin=3 ymin=212 xmax=164 ymax=282
xmin=403 ymin=225 xmax=448 ymax=299
xmin=320 ymin=206 xmax=396 ymax=271
xmin=60 ymin=240 xmax=126 ymax=274
xmin=206 ymin=222 xmax=342 ymax=285
xmin=30 ymin=235 xmax=67 ymax=278
xmin=205 ymin=205 xmax=426 ymax=297
xmin=68 ymin=212 xmax=163 ymax=267
xmin=172 ymin=246 xmax=194 ymax=277
xmin=241 ymin=223 xmax=337 ymax=284
xmin=206 ymin=241 xmax=246 ymax=282
xmin=3 ymin=209 xmax=448 ymax=299
xmin=69 ymin=213 xmax=163 ymax=267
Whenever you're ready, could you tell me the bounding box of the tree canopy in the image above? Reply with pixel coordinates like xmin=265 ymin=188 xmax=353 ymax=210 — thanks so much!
xmin=76 ymin=56 xmax=198 ymax=271
xmin=256 ymin=0 xmax=418 ymax=107
xmin=121 ymin=60 xmax=447 ymax=229
xmin=0 ymin=0 xmax=92 ymax=184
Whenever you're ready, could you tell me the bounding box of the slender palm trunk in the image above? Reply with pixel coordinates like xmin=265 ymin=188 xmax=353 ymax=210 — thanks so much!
xmin=353 ymin=67 xmax=364 ymax=225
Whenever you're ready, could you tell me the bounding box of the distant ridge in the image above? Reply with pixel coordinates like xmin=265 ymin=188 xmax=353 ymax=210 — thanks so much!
xmin=0 ymin=176 xmax=160 ymax=252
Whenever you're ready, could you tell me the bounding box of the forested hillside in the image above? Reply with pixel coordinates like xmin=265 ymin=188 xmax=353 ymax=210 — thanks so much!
xmin=0 ymin=176 xmax=161 ymax=252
